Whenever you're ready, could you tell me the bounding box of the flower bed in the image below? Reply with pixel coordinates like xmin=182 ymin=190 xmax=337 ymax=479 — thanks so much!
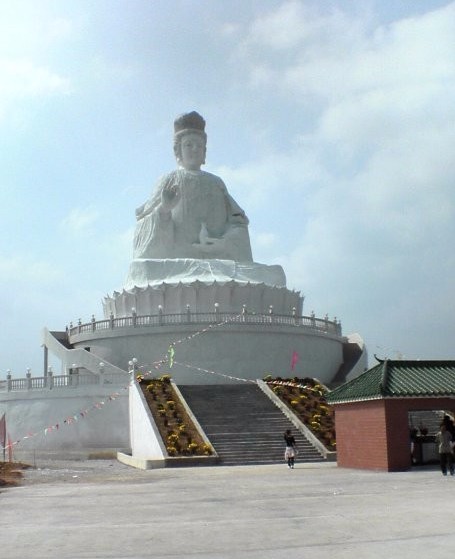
xmin=0 ymin=462 xmax=30 ymax=487
xmin=139 ymin=374 xmax=213 ymax=457
xmin=265 ymin=375 xmax=336 ymax=451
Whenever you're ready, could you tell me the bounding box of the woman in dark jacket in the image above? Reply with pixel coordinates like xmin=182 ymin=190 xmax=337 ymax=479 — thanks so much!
xmin=284 ymin=429 xmax=297 ymax=469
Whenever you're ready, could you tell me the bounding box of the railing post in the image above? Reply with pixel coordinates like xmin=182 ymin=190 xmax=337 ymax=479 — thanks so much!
xmin=43 ymin=345 xmax=48 ymax=377
xmin=324 ymin=314 xmax=329 ymax=332
xmin=45 ymin=366 xmax=52 ymax=388
xmin=132 ymin=307 xmax=137 ymax=327
xmin=186 ymin=304 xmax=191 ymax=323
xmin=310 ymin=311 xmax=316 ymax=328
xmin=242 ymin=304 xmax=247 ymax=322
xmin=48 ymin=370 xmax=54 ymax=390
xmin=6 ymin=370 xmax=12 ymax=392
xmin=332 ymin=317 xmax=341 ymax=335
xmin=128 ymin=358 xmax=138 ymax=384
xmin=158 ymin=305 xmax=163 ymax=326
xmin=292 ymin=307 xmax=298 ymax=326
xmin=269 ymin=305 xmax=273 ymax=323
xmin=69 ymin=364 xmax=79 ymax=387
xmin=26 ymin=368 xmax=32 ymax=390
xmin=109 ymin=312 xmax=115 ymax=329
xmin=78 ymin=318 xmax=82 ymax=334
xmin=91 ymin=314 xmax=96 ymax=332
xmin=214 ymin=302 xmax=220 ymax=321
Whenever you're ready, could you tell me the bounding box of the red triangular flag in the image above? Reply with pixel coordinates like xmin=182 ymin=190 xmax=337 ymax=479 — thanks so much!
xmin=290 ymin=351 xmax=299 ymax=371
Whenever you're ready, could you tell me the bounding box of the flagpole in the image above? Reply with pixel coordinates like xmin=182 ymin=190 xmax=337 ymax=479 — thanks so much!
xmin=0 ymin=414 xmax=6 ymax=462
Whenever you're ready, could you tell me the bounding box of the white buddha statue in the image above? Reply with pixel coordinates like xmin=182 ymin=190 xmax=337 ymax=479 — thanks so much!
xmin=125 ymin=111 xmax=286 ymax=290
xmin=133 ymin=111 xmax=253 ymax=262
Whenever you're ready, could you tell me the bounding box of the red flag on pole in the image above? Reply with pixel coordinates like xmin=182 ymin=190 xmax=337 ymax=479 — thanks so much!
xmin=0 ymin=413 xmax=6 ymax=461
xmin=290 ymin=351 xmax=299 ymax=371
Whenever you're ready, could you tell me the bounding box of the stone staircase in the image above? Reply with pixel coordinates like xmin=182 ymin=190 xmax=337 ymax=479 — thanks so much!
xmin=178 ymin=383 xmax=325 ymax=466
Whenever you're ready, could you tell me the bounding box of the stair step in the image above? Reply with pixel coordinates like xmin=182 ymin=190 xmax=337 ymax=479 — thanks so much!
xmin=178 ymin=384 xmax=325 ymax=466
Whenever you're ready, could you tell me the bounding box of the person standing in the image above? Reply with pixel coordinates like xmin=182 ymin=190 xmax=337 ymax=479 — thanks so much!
xmin=284 ymin=429 xmax=297 ymax=469
xmin=435 ymin=423 xmax=454 ymax=476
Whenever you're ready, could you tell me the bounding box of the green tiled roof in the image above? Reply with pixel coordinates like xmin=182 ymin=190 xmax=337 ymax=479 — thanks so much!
xmin=326 ymin=359 xmax=455 ymax=404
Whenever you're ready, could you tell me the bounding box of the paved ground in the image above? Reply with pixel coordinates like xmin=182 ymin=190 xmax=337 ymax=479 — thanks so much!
xmin=1 ymin=459 xmax=455 ymax=558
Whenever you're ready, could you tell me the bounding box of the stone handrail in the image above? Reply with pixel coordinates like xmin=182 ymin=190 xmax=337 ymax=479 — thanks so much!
xmin=42 ymin=327 xmax=129 ymax=377
xmin=68 ymin=311 xmax=342 ymax=338
xmin=0 ymin=371 xmax=128 ymax=393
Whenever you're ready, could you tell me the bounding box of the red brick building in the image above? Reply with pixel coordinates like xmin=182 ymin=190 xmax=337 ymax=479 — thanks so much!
xmin=326 ymin=359 xmax=455 ymax=471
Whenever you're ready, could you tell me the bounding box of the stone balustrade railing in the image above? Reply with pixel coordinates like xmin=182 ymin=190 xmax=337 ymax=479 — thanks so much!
xmin=0 ymin=370 xmax=128 ymax=393
xmin=1 ymin=312 xmax=342 ymax=392
xmin=68 ymin=310 xmax=342 ymax=338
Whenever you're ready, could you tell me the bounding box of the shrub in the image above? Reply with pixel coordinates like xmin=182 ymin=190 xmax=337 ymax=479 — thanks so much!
xmin=167 ymin=433 xmax=179 ymax=445
xmin=140 ymin=375 xmax=213 ymax=457
xmin=187 ymin=442 xmax=199 ymax=454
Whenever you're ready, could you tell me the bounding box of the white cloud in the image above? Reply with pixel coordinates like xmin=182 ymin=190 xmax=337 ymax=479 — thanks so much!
xmin=251 ymin=231 xmax=277 ymax=249
xmin=238 ymin=1 xmax=455 ymax=102
xmin=0 ymin=9 xmax=73 ymax=122
xmin=0 ymin=59 xmax=70 ymax=98
xmin=247 ymin=1 xmax=314 ymax=50
xmin=219 ymin=2 xmax=455 ymax=362
xmin=0 ymin=58 xmax=70 ymax=124
xmin=0 ymin=255 xmax=63 ymax=285
xmin=60 ymin=206 xmax=101 ymax=237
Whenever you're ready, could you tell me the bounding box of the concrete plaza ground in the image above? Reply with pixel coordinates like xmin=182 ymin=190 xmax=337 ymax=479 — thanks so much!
xmin=1 ymin=459 xmax=455 ymax=559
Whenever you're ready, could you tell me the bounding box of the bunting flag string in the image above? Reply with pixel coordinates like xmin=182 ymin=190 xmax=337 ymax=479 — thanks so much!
xmin=0 ymin=386 xmax=126 ymax=452
xmin=266 ymin=379 xmax=326 ymax=392
xmin=1 ymin=312 xmax=244 ymax=452
xmin=375 ymin=345 xmax=405 ymax=360
xmin=133 ymin=313 xmax=242 ymax=377
xmin=171 ymin=360 xmax=257 ymax=385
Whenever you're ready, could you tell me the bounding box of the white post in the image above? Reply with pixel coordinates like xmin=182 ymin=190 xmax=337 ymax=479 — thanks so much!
xmin=26 ymin=368 xmax=32 ymax=390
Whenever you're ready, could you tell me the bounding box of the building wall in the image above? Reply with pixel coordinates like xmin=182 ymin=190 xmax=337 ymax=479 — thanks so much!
xmin=129 ymin=382 xmax=166 ymax=460
xmin=334 ymin=400 xmax=389 ymax=470
xmin=383 ymin=400 xmax=414 ymax=471
xmin=70 ymin=324 xmax=345 ymax=385
xmin=334 ymin=398 xmax=455 ymax=471
xmin=0 ymin=384 xmax=129 ymax=462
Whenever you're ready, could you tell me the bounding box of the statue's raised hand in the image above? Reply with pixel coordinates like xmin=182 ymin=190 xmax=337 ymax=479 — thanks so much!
xmin=160 ymin=182 xmax=180 ymax=213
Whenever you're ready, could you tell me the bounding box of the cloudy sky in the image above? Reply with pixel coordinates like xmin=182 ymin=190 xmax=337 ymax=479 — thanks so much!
xmin=1 ymin=0 xmax=454 ymax=377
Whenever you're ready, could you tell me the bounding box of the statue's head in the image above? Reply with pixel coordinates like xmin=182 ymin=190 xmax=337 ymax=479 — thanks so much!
xmin=173 ymin=111 xmax=207 ymax=170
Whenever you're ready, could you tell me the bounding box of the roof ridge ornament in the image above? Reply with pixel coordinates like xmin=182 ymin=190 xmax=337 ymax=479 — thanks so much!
xmin=379 ymin=359 xmax=389 ymax=394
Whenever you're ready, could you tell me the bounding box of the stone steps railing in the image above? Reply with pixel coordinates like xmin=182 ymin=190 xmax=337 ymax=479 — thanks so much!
xmin=0 ymin=370 xmax=128 ymax=393
xmin=68 ymin=311 xmax=342 ymax=338
xmin=42 ymin=327 xmax=129 ymax=376
xmin=0 ymin=329 xmax=131 ymax=393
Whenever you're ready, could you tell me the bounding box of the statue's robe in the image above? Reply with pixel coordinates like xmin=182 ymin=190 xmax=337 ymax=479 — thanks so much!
xmin=133 ymin=169 xmax=253 ymax=262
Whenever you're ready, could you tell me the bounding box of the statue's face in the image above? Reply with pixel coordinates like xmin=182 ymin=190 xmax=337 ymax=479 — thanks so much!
xmin=179 ymin=132 xmax=206 ymax=170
